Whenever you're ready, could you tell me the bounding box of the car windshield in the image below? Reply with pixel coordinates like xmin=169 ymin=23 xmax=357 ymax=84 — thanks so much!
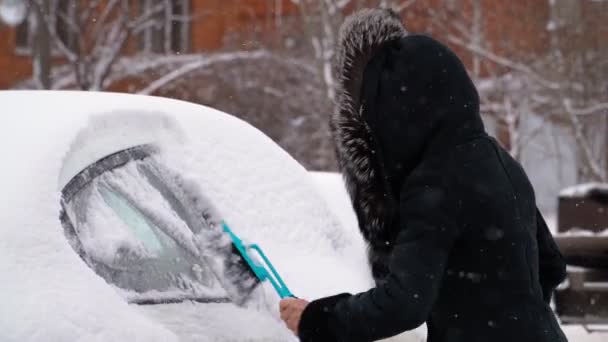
xmin=62 ymin=152 xmax=228 ymax=304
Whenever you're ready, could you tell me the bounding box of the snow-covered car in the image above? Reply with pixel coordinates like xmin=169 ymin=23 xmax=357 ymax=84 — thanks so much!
xmin=0 ymin=91 xmax=424 ymax=342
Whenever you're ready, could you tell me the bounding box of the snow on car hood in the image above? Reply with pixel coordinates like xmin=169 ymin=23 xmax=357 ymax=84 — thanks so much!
xmin=0 ymin=90 xmax=373 ymax=341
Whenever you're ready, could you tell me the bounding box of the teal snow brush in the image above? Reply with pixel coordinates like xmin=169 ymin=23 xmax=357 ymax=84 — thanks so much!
xmin=222 ymin=221 xmax=294 ymax=298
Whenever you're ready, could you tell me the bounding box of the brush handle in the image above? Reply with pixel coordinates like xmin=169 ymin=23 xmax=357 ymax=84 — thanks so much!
xmin=222 ymin=222 xmax=294 ymax=298
xmin=248 ymin=244 xmax=294 ymax=298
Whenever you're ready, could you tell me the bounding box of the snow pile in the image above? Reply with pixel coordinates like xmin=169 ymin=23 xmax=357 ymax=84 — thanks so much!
xmin=309 ymin=172 xmax=358 ymax=230
xmin=0 ymin=91 xmax=378 ymax=341
xmin=560 ymin=183 xmax=608 ymax=198
xmin=137 ymin=302 xmax=295 ymax=342
xmin=559 ymin=228 xmax=608 ymax=237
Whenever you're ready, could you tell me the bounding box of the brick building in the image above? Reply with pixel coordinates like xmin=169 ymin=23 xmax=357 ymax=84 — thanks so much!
xmin=0 ymin=0 xmax=297 ymax=89
xmin=0 ymin=0 xmax=556 ymax=90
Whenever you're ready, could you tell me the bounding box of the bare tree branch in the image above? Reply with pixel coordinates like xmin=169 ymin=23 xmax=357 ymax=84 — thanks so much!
xmin=566 ymin=102 xmax=608 ymax=117
xmin=446 ymin=34 xmax=560 ymax=90
xmin=138 ymin=50 xmax=269 ymax=95
xmin=91 ymin=0 xmax=121 ymax=43
xmin=563 ymin=99 xmax=607 ymax=181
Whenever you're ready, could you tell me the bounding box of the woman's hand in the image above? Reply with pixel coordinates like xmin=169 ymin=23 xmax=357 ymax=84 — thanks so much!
xmin=279 ymin=298 xmax=310 ymax=335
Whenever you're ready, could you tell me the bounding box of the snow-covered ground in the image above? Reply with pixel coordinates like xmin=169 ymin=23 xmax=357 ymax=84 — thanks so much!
xmin=309 ymin=172 xmax=608 ymax=342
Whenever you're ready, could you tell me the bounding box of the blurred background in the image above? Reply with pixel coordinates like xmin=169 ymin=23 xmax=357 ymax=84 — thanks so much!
xmin=0 ymin=0 xmax=606 ymax=215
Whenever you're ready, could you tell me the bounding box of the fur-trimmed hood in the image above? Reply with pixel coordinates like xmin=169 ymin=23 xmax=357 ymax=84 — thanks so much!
xmin=331 ymin=8 xmax=407 ymax=250
xmin=331 ymin=9 xmax=484 ymax=254
xmin=298 ymin=11 xmax=566 ymax=340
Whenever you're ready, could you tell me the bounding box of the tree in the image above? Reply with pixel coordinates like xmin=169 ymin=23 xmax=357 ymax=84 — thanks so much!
xmin=284 ymin=0 xmax=418 ymax=104
xmin=262 ymin=0 xmax=419 ymax=169
xmin=279 ymin=0 xmax=607 ymax=179
xmin=425 ymin=0 xmax=541 ymax=160
xmin=544 ymin=0 xmax=608 ymax=182
xmin=425 ymin=0 xmax=607 ymax=179
xmin=15 ymin=0 xmax=190 ymax=90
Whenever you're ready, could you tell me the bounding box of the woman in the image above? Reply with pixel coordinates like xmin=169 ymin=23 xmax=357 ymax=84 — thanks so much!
xmin=279 ymin=8 xmax=568 ymax=342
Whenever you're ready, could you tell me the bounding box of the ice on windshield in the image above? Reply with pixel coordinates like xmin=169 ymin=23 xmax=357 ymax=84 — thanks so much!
xmin=63 ymin=158 xmax=228 ymax=303
xmin=102 ymin=160 xmax=200 ymax=255
xmin=99 ymin=185 xmax=176 ymax=259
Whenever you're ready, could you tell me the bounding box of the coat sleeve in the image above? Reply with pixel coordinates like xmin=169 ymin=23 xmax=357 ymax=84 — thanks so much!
xmin=298 ymin=186 xmax=457 ymax=342
xmin=536 ymin=208 xmax=567 ymax=303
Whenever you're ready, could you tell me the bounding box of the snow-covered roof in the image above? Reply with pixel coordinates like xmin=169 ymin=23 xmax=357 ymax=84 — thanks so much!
xmin=559 ymin=183 xmax=608 ymax=198
xmin=0 ymin=91 xmax=374 ymax=341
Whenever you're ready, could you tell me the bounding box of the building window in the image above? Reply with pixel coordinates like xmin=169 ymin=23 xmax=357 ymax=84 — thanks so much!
xmin=14 ymin=1 xmax=77 ymax=55
xmin=138 ymin=0 xmax=191 ymax=54
xmin=15 ymin=16 xmax=30 ymax=52
xmin=550 ymin=0 xmax=582 ymax=28
xmin=15 ymin=1 xmax=190 ymax=55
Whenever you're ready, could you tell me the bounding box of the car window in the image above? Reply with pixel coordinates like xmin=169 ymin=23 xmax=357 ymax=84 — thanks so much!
xmin=98 ymin=184 xmax=177 ymax=260
xmin=61 ymin=146 xmax=229 ymax=304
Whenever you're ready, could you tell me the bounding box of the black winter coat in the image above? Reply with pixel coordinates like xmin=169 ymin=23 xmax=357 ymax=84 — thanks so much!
xmin=298 ymin=9 xmax=568 ymax=342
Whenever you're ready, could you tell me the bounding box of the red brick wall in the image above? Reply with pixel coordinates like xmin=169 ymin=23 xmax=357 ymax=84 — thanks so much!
xmin=0 ymin=26 xmax=33 ymax=88
xmin=401 ymin=0 xmax=550 ymax=75
xmin=483 ymin=0 xmax=550 ymax=60
xmin=188 ymin=0 xmax=299 ymax=51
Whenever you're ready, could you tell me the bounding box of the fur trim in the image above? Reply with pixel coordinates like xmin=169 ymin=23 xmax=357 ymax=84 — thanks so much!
xmin=331 ymin=9 xmax=406 ymax=246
